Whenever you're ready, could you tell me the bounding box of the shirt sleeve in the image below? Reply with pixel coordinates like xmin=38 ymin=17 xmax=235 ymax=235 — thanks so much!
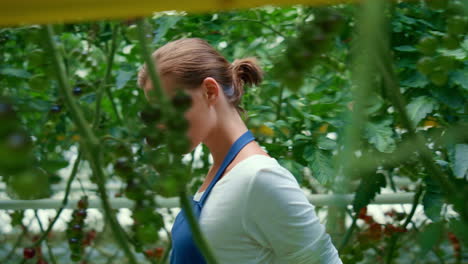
xmin=242 ymin=166 xmax=342 ymax=264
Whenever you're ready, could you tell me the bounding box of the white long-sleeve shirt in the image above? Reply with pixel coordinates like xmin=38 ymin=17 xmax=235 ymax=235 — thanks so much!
xmin=191 ymin=154 xmax=342 ymax=264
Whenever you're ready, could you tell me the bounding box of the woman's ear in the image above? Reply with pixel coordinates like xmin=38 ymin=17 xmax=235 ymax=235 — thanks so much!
xmin=201 ymin=77 xmax=220 ymax=105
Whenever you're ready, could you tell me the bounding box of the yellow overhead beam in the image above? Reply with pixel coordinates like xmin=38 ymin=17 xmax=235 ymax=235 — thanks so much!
xmin=1 ymin=0 xmax=355 ymax=27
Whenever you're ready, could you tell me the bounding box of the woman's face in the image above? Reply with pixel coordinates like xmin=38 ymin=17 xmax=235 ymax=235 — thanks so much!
xmin=143 ymin=76 xmax=216 ymax=153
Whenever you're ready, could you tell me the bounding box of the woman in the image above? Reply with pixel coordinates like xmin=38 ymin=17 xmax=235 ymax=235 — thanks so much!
xmin=137 ymin=38 xmax=342 ymax=264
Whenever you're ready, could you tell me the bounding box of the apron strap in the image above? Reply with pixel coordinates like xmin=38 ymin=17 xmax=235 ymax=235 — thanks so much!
xmin=198 ymin=130 xmax=255 ymax=206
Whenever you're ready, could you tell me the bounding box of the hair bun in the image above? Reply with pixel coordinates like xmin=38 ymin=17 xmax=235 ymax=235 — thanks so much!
xmin=229 ymin=58 xmax=263 ymax=112
xmin=231 ymin=58 xmax=263 ymax=88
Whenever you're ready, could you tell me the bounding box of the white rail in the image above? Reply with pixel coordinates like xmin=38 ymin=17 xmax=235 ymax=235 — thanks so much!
xmin=0 ymin=193 xmax=416 ymax=210
xmin=0 ymin=178 xmax=414 ymax=193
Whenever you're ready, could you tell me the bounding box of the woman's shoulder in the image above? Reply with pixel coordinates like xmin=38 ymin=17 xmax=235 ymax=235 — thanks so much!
xmin=221 ymin=154 xmax=300 ymax=199
xmin=240 ymin=155 xmax=300 ymax=191
xmin=234 ymin=154 xmax=291 ymax=178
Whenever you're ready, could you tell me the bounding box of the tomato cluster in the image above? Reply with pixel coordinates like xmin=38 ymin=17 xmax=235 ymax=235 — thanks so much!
xmin=0 ymin=97 xmax=52 ymax=200
xmin=23 ymin=247 xmax=36 ymax=259
xmin=447 ymin=232 xmax=461 ymax=259
xmin=137 ymin=91 xmax=192 ymax=197
xmin=0 ymin=97 xmax=33 ymax=174
xmin=23 ymin=235 xmax=50 ymax=263
xmin=358 ymin=207 xmax=408 ymax=241
xmin=66 ymin=196 xmax=89 ymax=262
xmin=384 ymin=209 xmax=406 ymax=221
xmin=72 ymin=86 xmax=83 ymax=96
xmin=114 ymin=91 xmax=193 ymax=255
xmin=130 ymin=203 xmax=165 ymax=253
xmin=127 ymin=195 xmax=166 ymax=255
xmin=23 ymin=246 xmax=48 ymax=264
xmin=342 ymin=207 xmax=410 ymax=263
xmin=273 ymin=8 xmax=345 ymax=90
xmin=108 ymin=138 xmax=166 ymax=253
xmin=416 ymin=0 xmax=467 ymax=86
xmin=140 ymin=92 xmax=191 ymax=154
xmin=144 ymin=246 xmax=165 ymax=260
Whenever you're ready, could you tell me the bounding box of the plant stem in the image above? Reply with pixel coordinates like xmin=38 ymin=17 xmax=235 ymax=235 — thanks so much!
xmin=32 ymin=151 xmax=82 ymax=248
xmin=337 ymin=0 xmax=385 ymax=193
xmin=385 ymin=185 xmax=423 ymax=264
xmin=101 ymin=134 xmax=128 ymax=145
xmin=135 ymin=19 xmax=216 ymax=263
xmin=1 ymin=219 xmax=32 ymax=263
xmin=44 ymin=25 xmax=138 ymax=264
xmin=159 ymin=226 xmax=172 ymax=264
xmin=93 ymin=22 xmax=120 ymax=128
xmin=375 ymin=27 xmax=467 ymax=223
xmin=337 ymin=0 xmax=387 ymax=248
xmin=105 ymin=250 xmax=120 ymax=264
xmin=275 ymin=85 xmax=284 ymax=121
xmin=273 ymin=84 xmax=284 ymax=144
xmin=136 ymin=18 xmax=168 ymax=108
xmin=87 ymin=147 xmax=139 ymax=264
xmin=43 ymin=26 xmax=98 ymax=147
xmin=338 ymin=212 xmax=358 ymax=251
xmin=83 ymin=219 xmax=108 ymax=262
xmin=178 ymin=190 xmax=219 ymax=264
xmin=432 ymin=247 xmax=446 ymax=264
xmin=34 ymin=210 xmax=58 ymax=264
xmin=105 ymin=24 xmax=121 ymax=125
xmin=106 ymin=85 xmax=123 ymax=125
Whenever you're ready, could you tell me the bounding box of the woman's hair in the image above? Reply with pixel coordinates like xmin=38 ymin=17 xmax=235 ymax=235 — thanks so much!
xmin=137 ymin=38 xmax=263 ymax=113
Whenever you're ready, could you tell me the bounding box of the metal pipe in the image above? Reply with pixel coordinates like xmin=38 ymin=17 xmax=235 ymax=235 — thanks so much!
xmin=0 ymin=193 xmax=415 ymax=210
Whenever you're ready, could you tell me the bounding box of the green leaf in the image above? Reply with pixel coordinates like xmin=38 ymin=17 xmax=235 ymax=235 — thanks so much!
xmin=278 ymin=159 xmax=304 ymax=184
xmin=303 ymin=113 xmax=322 ymax=122
xmin=314 ymin=77 xmax=334 ymax=92
xmin=394 ymin=45 xmax=417 ymax=52
xmin=135 ymin=224 xmax=159 ymax=244
xmin=399 ymin=14 xmax=417 ymax=25
xmin=317 ymin=136 xmax=337 ymax=150
xmin=430 ymin=83 xmax=465 ymax=109
xmin=451 ymin=70 xmax=468 ymax=90
xmin=363 ymin=93 xmax=384 ymax=115
xmin=401 ymin=72 xmax=429 ymax=88
xmin=0 ymin=68 xmax=32 ymax=78
xmin=116 ymin=70 xmax=134 ymax=89
xmin=417 ymin=222 xmax=444 ymax=257
xmin=304 ymin=145 xmax=333 ymax=185
xmin=293 ymin=134 xmax=311 ymax=141
xmin=449 ymin=218 xmax=468 ymax=246
xmin=352 ymin=172 xmax=386 ymax=212
xmin=16 ymin=97 xmax=50 ymax=112
xmin=450 ymin=144 xmax=468 ymax=179
xmin=6 ymin=167 xmax=51 ymax=200
xmin=406 ymin=96 xmax=438 ymax=126
xmin=440 ymin=48 xmax=467 ymax=60
xmin=80 ymin=92 xmax=96 ymax=103
xmin=153 ymin=16 xmax=182 ymax=44
xmin=364 ymin=119 xmax=396 ymax=153
xmin=422 ymin=176 xmax=444 ymax=222
xmin=39 ymin=159 xmax=69 ymax=172
xmin=462 ymin=39 xmax=468 ymax=50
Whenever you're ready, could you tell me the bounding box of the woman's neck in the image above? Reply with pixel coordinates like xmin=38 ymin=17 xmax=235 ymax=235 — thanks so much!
xmin=202 ymin=111 xmax=248 ymax=169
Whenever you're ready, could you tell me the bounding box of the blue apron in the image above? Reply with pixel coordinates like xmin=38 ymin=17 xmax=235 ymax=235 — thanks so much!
xmin=169 ymin=130 xmax=255 ymax=264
